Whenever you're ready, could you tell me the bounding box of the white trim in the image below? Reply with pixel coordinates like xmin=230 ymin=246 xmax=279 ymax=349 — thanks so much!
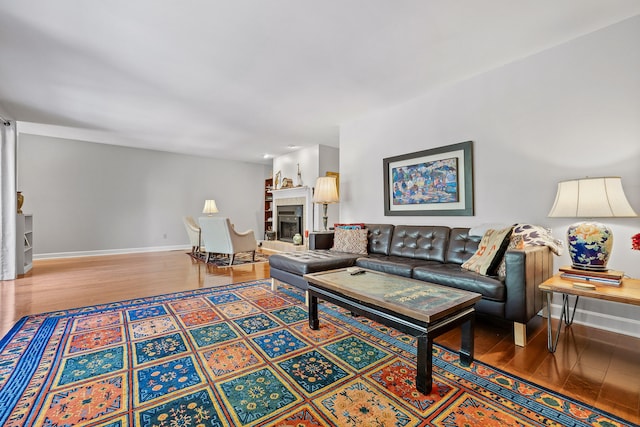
xmin=548 ymin=301 xmax=640 ymax=338
xmin=34 ymin=245 xmax=190 ymax=260
xmin=270 ymin=186 xmax=311 ymax=199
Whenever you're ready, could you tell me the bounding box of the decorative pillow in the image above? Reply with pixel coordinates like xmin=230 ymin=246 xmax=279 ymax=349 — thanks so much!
xmin=334 ymin=223 xmax=366 ymax=230
xmin=331 ymin=228 xmax=368 ymax=254
xmin=512 ymin=224 xmax=564 ymax=255
xmin=461 ymin=227 xmax=513 ymax=276
xmin=496 ymin=234 xmax=525 ymax=278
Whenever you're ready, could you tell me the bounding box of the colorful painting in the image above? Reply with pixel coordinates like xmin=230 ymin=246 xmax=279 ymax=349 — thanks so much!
xmin=391 ymin=157 xmax=459 ymax=205
xmin=383 ymin=141 xmax=474 ymax=216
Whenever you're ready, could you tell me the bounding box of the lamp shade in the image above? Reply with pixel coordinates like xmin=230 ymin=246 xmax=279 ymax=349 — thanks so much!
xmin=313 ymin=177 xmax=339 ymax=204
xmin=202 ymin=199 xmax=219 ymax=215
xmin=548 ymin=177 xmax=637 ymax=218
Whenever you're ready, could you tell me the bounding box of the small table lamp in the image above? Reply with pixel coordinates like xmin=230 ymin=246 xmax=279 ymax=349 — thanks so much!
xmin=202 ymin=199 xmax=219 ymax=216
xmin=313 ymin=176 xmax=339 ymax=231
xmin=548 ymin=176 xmax=637 ymax=271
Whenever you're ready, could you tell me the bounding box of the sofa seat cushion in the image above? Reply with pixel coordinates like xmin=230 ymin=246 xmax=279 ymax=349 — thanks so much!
xmin=412 ymin=264 xmax=505 ymax=301
xmin=355 ymin=254 xmax=442 ymax=278
xmin=269 ymin=250 xmax=359 ymax=275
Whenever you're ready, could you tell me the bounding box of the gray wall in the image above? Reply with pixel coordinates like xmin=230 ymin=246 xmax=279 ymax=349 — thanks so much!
xmin=17 ymin=134 xmax=270 ymax=257
xmin=340 ymin=16 xmax=640 ymax=336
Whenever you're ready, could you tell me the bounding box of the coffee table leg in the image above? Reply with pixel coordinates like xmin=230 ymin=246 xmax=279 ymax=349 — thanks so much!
xmin=459 ymin=314 xmax=475 ymax=366
xmin=308 ymin=293 xmax=319 ymax=330
xmin=416 ymin=335 xmax=433 ymax=394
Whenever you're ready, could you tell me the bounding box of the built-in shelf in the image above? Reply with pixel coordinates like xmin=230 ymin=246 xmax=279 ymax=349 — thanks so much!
xmin=17 ymin=213 xmax=33 ymax=274
xmin=264 ymin=178 xmax=274 ymax=239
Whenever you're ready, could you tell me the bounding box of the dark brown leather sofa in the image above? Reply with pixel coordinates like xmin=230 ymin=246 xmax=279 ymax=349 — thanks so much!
xmin=269 ymin=224 xmax=553 ymax=346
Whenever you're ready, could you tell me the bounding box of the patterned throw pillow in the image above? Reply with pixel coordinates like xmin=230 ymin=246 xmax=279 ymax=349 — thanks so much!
xmin=496 ymin=234 xmax=525 ymax=278
xmin=331 ymin=228 xmax=368 ymax=254
xmin=512 ymin=224 xmax=564 ymax=255
xmin=461 ymin=227 xmax=513 ymax=276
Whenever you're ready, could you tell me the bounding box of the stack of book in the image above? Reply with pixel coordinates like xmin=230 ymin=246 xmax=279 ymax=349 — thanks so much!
xmin=559 ymin=266 xmax=624 ymax=286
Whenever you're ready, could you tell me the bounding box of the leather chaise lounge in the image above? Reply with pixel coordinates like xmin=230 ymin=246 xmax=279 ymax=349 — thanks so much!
xmin=269 ymin=224 xmax=554 ymax=346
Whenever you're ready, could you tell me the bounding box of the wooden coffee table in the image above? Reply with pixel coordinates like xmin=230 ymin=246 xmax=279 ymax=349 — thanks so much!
xmin=539 ymin=274 xmax=640 ymax=352
xmin=303 ymin=268 xmax=481 ymax=394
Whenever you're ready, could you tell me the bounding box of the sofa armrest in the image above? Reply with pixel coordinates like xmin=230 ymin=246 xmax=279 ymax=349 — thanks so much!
xmin=503 ymin=246 xmax=554 ymax=323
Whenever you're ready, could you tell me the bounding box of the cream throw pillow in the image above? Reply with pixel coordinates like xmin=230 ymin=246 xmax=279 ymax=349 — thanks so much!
xmin=462 ymin=227 xmax=512 ymax=276
xmin=331 ymin=228 xmax=368 ymax=255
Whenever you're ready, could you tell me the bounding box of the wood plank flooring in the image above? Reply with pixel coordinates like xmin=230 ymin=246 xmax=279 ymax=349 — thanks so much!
xmin=1 ymin=250 xmax=638 ymax=424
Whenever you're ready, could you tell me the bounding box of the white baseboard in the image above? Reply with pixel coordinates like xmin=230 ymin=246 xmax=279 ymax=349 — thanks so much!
xmin=548 ymin=299 xmax=640 ymax=339
xmin=33 ymin=245 xmax=190 ymax=260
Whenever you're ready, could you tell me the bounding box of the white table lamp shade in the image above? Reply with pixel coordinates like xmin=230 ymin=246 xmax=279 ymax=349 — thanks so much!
xmin=313 ymin=177 xmax=339 ymax=204
xmin=313 ymin=176 xmax=339 ymax=231
xmin=203 ymin=199 xmax=219 ymax=216
xmin=548 ymin=177 xmax=637 ymax=218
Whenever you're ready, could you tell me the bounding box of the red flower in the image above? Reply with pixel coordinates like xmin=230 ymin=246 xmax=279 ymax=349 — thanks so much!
xmin=632 ymin=233 xmax=640 ymax=251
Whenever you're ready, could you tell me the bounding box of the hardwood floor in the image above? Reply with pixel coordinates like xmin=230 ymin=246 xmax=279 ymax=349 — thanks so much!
xmin=1 ymin=250 xmax=638 ymax=424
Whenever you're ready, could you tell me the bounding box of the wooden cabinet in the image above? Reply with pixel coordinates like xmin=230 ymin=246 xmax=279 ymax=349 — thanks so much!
xmin=17 ymin=213 xmax=33 ymax=274
xmin=264 ymin=178 xmax=274 ymax=240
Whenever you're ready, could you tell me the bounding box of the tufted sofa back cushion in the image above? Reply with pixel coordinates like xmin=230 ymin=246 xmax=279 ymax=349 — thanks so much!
xmin=388 ymin=225 xmax=450 ymax=261
xmin=364 ymin=224 xmax=394 ymax=255
xmin=446 ymin=228 xmax=482 ymax=265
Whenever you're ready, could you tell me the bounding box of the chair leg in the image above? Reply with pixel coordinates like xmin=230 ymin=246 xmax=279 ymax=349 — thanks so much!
xmin=251 ymin=251 xmax=255 ymax=262
xmin=229 ymin=254 xmax=235 ymax=266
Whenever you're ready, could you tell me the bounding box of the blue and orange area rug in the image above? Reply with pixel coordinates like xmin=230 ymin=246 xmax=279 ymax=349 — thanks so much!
xmin=0 ymin=280 xmax=634 ymax=426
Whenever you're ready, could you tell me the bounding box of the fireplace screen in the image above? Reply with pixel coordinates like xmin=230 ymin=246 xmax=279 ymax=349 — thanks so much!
xmin=277 ymin=205 xmax=303 ymax=243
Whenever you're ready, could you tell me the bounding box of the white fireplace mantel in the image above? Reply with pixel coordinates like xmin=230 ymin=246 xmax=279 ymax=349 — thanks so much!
xmin=270 ymin=186 xmax=314 ymax=237
xmin=270 ymin=186 xmax=311 ymax=200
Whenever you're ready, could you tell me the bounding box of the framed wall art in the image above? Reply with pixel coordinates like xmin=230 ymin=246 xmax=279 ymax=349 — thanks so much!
xmin=383 ymin=141 xmax=474 ymax=216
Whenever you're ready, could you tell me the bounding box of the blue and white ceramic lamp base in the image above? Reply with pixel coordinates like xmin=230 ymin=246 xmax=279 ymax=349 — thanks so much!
xmin=566 ymin=221 xmax=613 ymax=271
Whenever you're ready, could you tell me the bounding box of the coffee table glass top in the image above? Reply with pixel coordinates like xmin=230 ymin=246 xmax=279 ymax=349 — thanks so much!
xmin=304 ymin=269 xmax=481 ymax=322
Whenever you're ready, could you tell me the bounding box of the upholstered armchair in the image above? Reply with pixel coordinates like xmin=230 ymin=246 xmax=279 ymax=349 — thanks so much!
xmin=199 ymin=217 xmax=257 ymax=265
xmin=182 ymin=216 xmax=202 ymax=255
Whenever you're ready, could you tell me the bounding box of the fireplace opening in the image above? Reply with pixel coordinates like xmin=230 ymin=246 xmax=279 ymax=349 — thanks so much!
xmin=277 ymin=205 xmax=303 ymax=243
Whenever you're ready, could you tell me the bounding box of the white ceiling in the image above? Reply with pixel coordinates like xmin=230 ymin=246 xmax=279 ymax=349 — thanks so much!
xmin=1 ymin=1 xmax=639 ymax=164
